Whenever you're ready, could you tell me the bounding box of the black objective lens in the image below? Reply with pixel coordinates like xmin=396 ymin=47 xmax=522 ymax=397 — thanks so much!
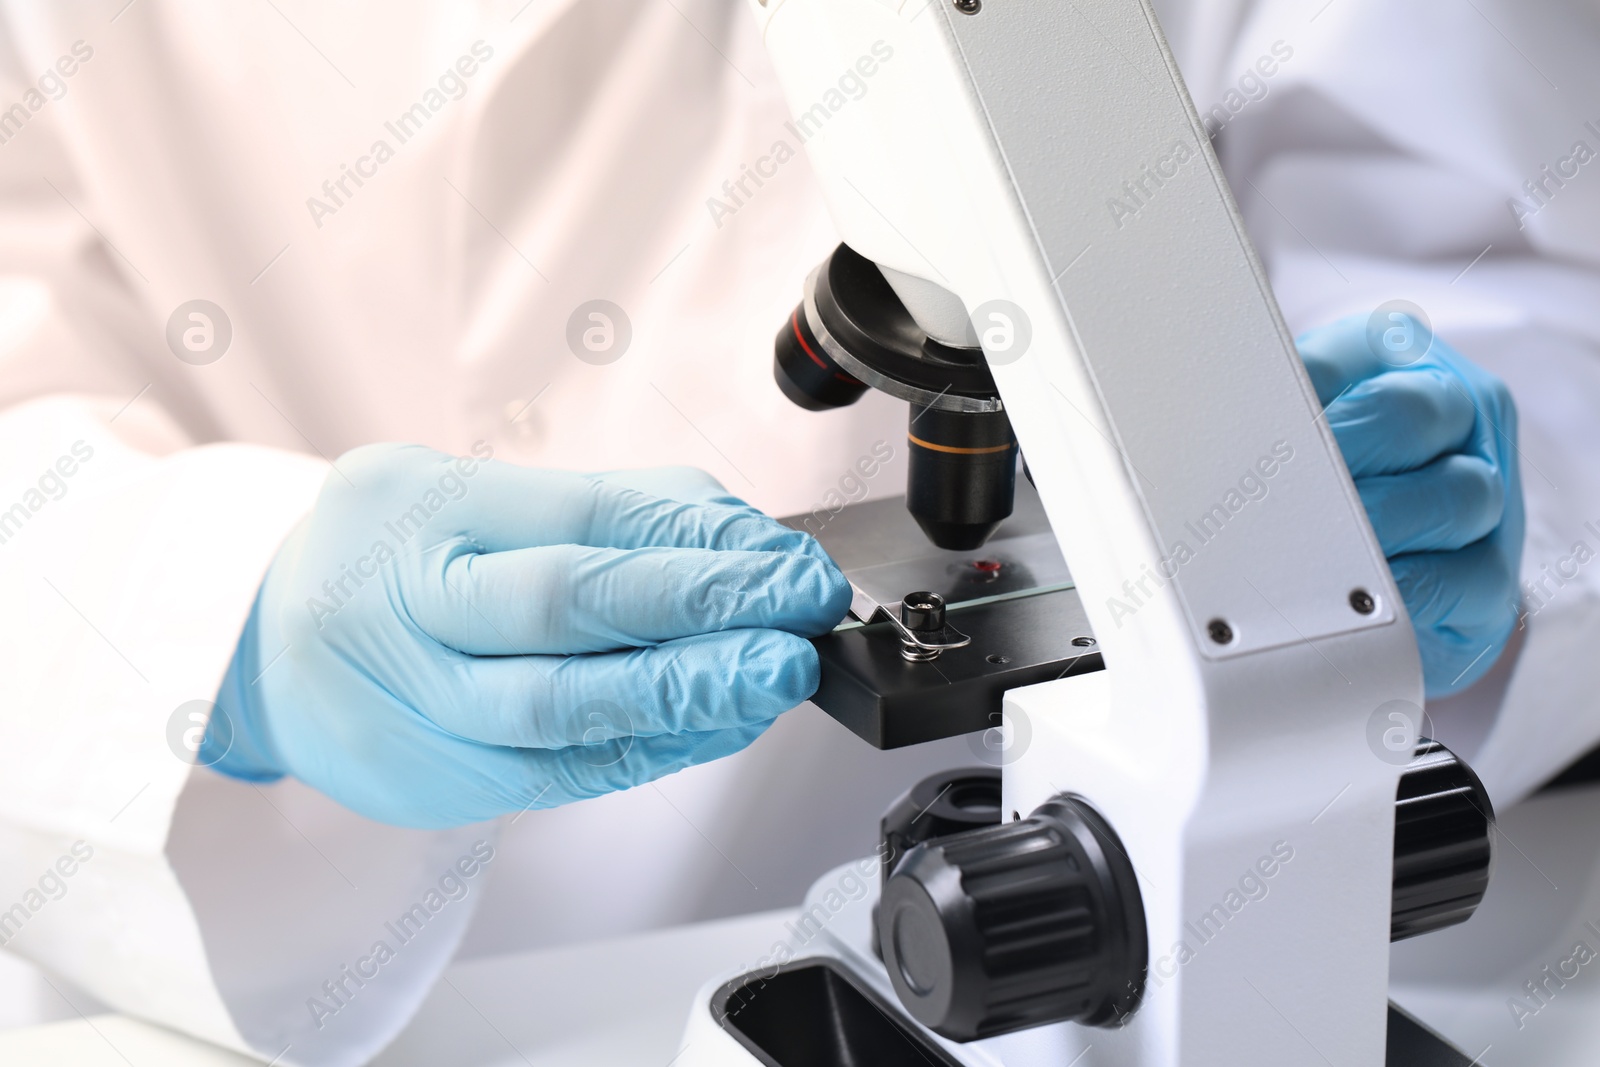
xmin=773 ymin=304 xmax=868 ymax=411
xmin=907 ymin=405 xmax=1017 ymax=551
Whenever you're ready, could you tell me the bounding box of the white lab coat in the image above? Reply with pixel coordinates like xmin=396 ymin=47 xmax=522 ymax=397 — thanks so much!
xmin=0 ymin=0 xmax=1596 ymax=1062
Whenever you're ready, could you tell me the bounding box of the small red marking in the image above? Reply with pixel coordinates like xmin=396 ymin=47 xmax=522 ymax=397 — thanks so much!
xmin=792 ymin=311 xmax=829 ymax=371
xmin=792 ymin=312 xmax=862 ymax=385
xmin=971 ymin=559 xmax=1003 ymax=574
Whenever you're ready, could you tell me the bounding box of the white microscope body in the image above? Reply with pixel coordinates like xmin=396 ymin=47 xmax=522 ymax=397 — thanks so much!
xmin=682 ymin=1 xmax=1431 ymax=1063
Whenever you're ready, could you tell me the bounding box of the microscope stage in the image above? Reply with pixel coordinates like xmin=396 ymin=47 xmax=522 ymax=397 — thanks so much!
xmin=784 ymin=478 xmax=1101 ymax=749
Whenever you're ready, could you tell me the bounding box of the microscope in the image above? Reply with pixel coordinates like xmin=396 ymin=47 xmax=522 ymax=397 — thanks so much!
xmin=680 ymin=1 xmax=1493 ymax=1062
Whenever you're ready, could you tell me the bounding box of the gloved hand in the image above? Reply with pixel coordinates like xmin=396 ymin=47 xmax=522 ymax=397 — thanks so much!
xmin=206 ymin=444 xmax=851 ymax=828
xmin=1297 ymin=314 xmax=1524 ymax=697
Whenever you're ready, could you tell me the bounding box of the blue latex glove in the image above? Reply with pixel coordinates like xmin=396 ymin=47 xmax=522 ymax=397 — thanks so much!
xmin=206 ymin=444 xmax=851 ymax=828
xmin=1297 ymin=315 xmax=1524 ymax=697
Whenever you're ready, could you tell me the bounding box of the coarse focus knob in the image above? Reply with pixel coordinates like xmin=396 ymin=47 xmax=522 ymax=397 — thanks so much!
xmin=1392 ymin=740 xmax=1494 ymax=941
xmin=878 ymin=794 xmax=1147 ymax=1042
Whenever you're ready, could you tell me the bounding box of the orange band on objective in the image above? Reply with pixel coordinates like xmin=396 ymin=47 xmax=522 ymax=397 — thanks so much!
xmin=907 ymin=433 xmax=1015 ymax=456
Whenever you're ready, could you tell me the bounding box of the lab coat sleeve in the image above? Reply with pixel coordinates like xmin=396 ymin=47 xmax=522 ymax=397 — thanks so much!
xmin=0 ymin=396 xmax=494 ymax=1067
xmin=0 ymin=16 xmax=497 ymax=1062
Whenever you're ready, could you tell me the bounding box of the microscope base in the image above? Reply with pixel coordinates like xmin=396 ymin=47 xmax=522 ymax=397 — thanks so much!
xmin=676 ymin=862 xmax=1473 ymax=1067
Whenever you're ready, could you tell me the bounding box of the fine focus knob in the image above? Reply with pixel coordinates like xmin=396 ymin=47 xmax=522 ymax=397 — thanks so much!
xmin=879 ymin=767 xmax=1002 ymax=889
xmin=1392 ymin=740 xmax=1494 ymax=941
xmin=878 ymin=794 xmax=1147 ymax=1042
xmin=874 ymin=768 xmax=1003 ymax=961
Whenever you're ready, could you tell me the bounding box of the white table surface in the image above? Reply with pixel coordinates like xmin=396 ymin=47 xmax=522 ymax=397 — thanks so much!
xmin=0 ymin=908 xmax=796 ymax=1066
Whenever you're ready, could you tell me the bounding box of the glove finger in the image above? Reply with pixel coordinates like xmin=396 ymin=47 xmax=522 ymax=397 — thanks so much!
xmin=464 ymin=467 xmax=817 ymax=555
xmin=590 ymin=466 xmax=751 ymax=509
xmin=1435 ymin=348 xmax=1522 ymax=475
xmin=508 ymin=719 xmax=775 ymax=810
xmin=355 ymin=446 xmax=821 ymax=557
xmin=1296 ymin=315 xmax=1396 ymax=406
xmin=418 ymin=629 xmax=818 ymax=748
xmin=1389 ymin=541 xmax=1519 ymax=696
xmin=412 ymin=545 xmax=850 ymax=655
xmin=1355 ymin=453 xmax=1504 ymax=556
xmin=1322 ymin=366 xmax=1476 ymax=477
xmin=379 ymin=720 xmax=776 ymax=825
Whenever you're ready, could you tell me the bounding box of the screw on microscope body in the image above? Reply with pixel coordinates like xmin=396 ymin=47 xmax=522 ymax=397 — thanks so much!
xmin=1207 ymin=619 xmax=1234 ymax=645
xmin=1072 ymin=636 xmax=1096 ymax=647
xmin=1350 ymin=589 xmax=1376 ymax=615
xmin=954 ymin=0 xmax=982 ymax=13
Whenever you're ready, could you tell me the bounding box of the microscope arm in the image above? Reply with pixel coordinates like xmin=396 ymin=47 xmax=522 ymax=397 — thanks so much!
xmin=744 ymin=1 xmax=1424 ymax=1063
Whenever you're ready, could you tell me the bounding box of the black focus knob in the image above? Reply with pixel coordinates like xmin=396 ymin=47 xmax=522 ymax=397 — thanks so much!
xmin=874 ymin=768 xmax=1003 ymax=961
xmin=1392 ymin=740 xmax=1494 ymax=941
xmin=880 ymin=767 xmax=1002 ymax=889
xmin=878 ymin=794 xmax=1147 ymax=1042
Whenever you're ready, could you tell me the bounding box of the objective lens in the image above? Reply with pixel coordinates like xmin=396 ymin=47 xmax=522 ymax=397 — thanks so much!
xmin=906 ymin=406 xmax=1017 ymax=551
xmin=773 ymin=304 xmax=868 ymax=411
